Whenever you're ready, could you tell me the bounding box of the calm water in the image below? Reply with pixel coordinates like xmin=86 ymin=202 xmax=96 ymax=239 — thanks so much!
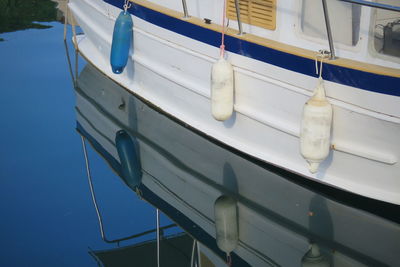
xmin=1 ymin=3 xmax=399 ymax=267
xmin=0 ymin=10 xmax=175 ymax=267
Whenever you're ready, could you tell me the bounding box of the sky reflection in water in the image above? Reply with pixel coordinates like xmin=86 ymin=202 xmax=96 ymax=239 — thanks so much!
xmin=0 ymin=21 xmax=170 ymax=267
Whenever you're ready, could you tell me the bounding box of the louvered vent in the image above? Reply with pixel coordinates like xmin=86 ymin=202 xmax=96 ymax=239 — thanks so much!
xmin=227 ymin=0 xmax=276 ymax=30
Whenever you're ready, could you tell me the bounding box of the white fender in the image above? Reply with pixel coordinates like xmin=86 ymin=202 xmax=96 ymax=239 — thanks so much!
xmin=300 ymin=78 xmax=333 ymax=173
xmin=211 ymin=58 xmax=234 ymax=121
xmin=301 ymin=244 xmax=331 ymax=267
xmin=214 ymin=195 xmax=238 ymax=254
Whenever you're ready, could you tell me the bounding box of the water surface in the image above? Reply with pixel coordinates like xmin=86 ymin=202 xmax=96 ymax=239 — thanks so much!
xmin=0 ymin=13 xmax=173 ymax=267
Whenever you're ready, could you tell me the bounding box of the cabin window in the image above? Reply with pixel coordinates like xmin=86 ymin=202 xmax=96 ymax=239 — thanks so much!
xmin=301 ymin=0 xmax=361 ymax=46
xmin=227 ymin=0 xmax=277 ymax=31
xmin=372 ymin=0 xmax=400 ymax=58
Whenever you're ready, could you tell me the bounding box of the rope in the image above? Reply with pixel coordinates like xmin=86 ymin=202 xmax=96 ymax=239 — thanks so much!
xmin=75 ymin=47 xmax=79 ymax=86
xmin=63 ymin=0 xmax=78 ymax=51
xmin=124 ymin=0 xmax=132 ymax=14
xmin=315 ymin=50 xmax=330 ymax=79
xmin=63 ymin=39 xmax=76 ymax=88
xmin=190 ymin=240 xmax=201 ymax=267
xmin=81 ymin=136 xmax=108 ymax=241
xmin=71 ymin=12 xmax=78 ymax=51
xmin=63 ymin=0 xmax=69 ymax=41
xmin=219 ymin=0 xmax=227 ymax=57
xmin=156 ymin=208 xmax=161 ymax=267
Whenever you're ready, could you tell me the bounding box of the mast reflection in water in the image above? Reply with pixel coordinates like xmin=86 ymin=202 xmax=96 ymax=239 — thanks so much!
xmin=73 ymin=61 xmax=400 ymax=267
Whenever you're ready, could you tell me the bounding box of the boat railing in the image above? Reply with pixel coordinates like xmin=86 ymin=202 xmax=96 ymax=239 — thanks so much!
xmin=339 ymin=0 xmax=400 ymax=12
xmin=105 ymin=223 xmax=177 ymax=244
xmin=322 ymin=0 xmax=336 ymax=59
xmin=234 ymin=0 xmax=244 ymax=35
xmin=180 ymin=0 xmax=244 ymax=34
xmin=81 ymin=135 xmax=179 ymax=244
xmin=181 ymin=0 xmax=189 ymax=18
xmin=324 ymin=0 xmax=400 ymax=60
xmin=179 ymin=0 xmax=399 ymax=59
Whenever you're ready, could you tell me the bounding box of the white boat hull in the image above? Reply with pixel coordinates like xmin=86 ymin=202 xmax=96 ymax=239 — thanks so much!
xmin=69 ymin=0 xmax=400 ymax=205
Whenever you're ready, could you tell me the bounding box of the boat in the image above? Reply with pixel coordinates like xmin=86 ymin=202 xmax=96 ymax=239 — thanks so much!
xmin=67 ymin=0 xmax=400 ymax=205
xmin=74 ymin=62 xmax=400 ymax=267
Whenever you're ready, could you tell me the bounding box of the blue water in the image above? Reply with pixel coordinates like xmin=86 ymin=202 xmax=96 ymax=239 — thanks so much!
xmin=0 ymin=22 xmax=174 ymax=266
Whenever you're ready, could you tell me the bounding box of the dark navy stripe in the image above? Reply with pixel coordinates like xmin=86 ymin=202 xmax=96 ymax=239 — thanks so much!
xmin=105 ymin=0 xmax=399 ymax=97
xmin=76 ymin=122 xmax=250 ymax=267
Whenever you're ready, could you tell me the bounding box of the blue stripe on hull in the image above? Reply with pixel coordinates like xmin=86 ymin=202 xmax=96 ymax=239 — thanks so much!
xmin=105 ymin=0 xmax=400 ymax=97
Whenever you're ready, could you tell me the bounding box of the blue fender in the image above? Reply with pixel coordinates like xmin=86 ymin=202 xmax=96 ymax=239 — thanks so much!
xmin=115 ymin=130 xmax=142 ymax=190
xmin=110 ymin=11 xmax=133 ymax=74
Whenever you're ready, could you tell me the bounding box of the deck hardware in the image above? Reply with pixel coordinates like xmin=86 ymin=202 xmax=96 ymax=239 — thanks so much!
xmin=234 ymin=0 xmax=244 ymax=35
xmin=326 ymin=0 xmax=400 ymax=59
xmin=181 ymin=0 xmax=190 ymax=18
xmin=321 ymin=0 xmax=336 ymax=60
xmin=340 ymin=0 xmax=400 ymax=12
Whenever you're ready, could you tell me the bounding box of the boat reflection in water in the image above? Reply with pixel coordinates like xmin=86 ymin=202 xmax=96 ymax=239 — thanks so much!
xmin=75 ymin=63 xmax=400 ymax=267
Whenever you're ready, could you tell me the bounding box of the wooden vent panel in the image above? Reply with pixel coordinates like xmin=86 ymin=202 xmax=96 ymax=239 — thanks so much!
xmin=227 ymin=0 xmax=276 ymax=30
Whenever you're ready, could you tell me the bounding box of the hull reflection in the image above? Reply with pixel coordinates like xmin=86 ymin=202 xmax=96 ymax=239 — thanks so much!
xmin=75 ymin=63 xmax=400 ymax=267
